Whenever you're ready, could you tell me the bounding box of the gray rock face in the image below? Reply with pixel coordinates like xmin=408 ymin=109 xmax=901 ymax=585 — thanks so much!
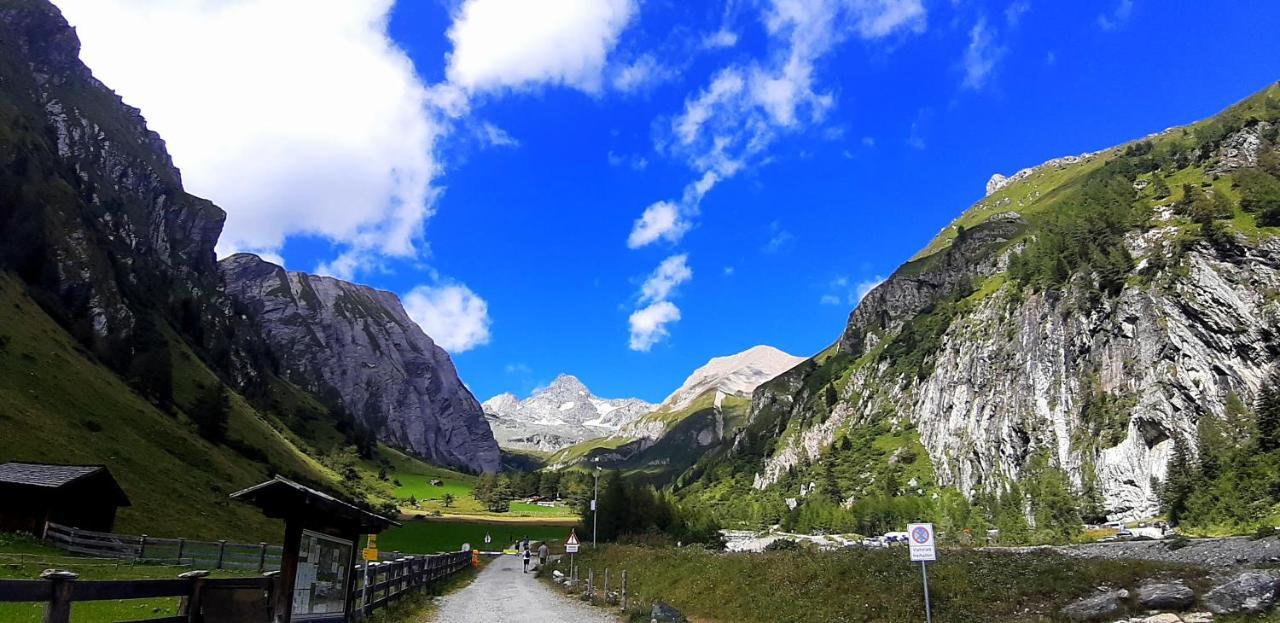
xmin=752 ymin=204 xmax=1280 ymax=519
xmin=1203 ymin=571 xmax=1279 ymax=615
xmin=219 ymin=254 xmax=499 ymax=473
xmin=1060 ymin=589 xmax=1130 ymax=622
xmin=482 ymin=375 xmax=653 ymax=452
xmin=0 ymin=1 xmax=261 ymax=382
xmin=1136 ymin=581 xmax=1195 ymax=611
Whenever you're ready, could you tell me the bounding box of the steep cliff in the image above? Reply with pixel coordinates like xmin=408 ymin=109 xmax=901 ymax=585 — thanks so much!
xmin=688 ymin=82 xmax=1280 ymax=522
xmin=0 ymin=0 xmax=265 ymax=387
xmin=219 ymin=254 xmax=500 ymax=473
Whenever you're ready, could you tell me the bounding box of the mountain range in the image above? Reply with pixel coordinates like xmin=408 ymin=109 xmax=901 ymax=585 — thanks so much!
xmin=482 ymin=374 xmax=654 ymax=452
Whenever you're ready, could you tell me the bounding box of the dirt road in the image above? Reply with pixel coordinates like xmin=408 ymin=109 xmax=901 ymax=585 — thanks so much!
xmin=429 ymin=554 xmax=617 ymax=623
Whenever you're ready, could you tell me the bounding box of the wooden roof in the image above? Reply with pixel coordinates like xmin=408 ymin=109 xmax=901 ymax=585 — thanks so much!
xmin=0 ymin=462 xmax=130 ymax=506
xmin=230 ymin=476 xmax=398 ymax=533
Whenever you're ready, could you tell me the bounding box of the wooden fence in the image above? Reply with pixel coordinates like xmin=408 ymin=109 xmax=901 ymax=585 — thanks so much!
xmin=43 ymin=522 xmax=285 ymax=572
xmin=0 ymin=570 xmax=278 ymax=623
xmin=349 ymin=551 xmax=472 ymax=617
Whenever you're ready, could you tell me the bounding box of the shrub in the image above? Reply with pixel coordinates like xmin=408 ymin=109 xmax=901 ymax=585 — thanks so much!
xmin=764 ymin=538 xmax=801 ymax=551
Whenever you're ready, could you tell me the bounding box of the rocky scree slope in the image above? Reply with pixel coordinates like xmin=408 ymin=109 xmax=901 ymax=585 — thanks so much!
xmin=695 ymin=82 xmax=1280 ymax=521
xmin=220 ymin=254 xmax=500 ymax=474
xmin=482 ymin=374 xmax=653 ymax=452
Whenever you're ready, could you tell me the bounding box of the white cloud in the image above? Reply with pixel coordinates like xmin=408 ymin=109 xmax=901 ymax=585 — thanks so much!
xmin=446 ymin=0 xmax=637 ymax=94
xmin=628 ymin=201 xmax=689 ymax=248
xmin=962 ymin=16 xmax=1005 ymax=90
xmin=861 ymin=136 xmax=876 ymax=147
xmin=847 ymin=0 xmax=927 ymax=39
xmin=628 ymin=301 xmax=681 ymax=352
xmin=1004 ymin=0 xmax=1031 ymax=27
xmin=763 ymin=221 xmax=794 ymax=253
xmin=820 ymin=294 xmax=842 ymax=305
xmin=1097 ymin=0 xmax=1134 ymax=31
xmin=611 ymin=54 xmax=675 ymax=93
xmin=639 ymin=254 xmax=693 ymax=303
xmin=479 ymin=122 xmax=520 ymax=148
xmin=55 ymin=0 xmax=448 ymax=263
xmin=403 ymin=283 xmax=493 ymax=353
xmin=702 ymin=28 xmax=739 ymax=49
xmin=628 ymin=254 xmax=692 ymax=351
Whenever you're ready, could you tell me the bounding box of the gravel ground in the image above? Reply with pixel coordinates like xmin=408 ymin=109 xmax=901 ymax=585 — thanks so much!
xmin=429 ymin=554 xmax=618 ymax=623
xmin=988 ymin=535 xmax=1280 ymax=568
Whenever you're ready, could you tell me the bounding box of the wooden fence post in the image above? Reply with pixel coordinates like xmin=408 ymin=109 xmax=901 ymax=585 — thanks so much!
xmin=176 ymin=538 xmax=185 ymax=565
xmin=41 ymin=569 xmax=77 ymax=623
xmin=604 ymin=568 xmax=609 ymax=603
xmin=622 ymin=570 xmax=627 ymax=610
xmin=588 ymin=568 xmax=594 ymax=602
xmin=216 ymin=540 xmax=227 ymax=570
xmin=138 ymin=534 xmax=148 ymax=561
xmin=258 ymin=542 xmax=268 ymax=572
xmin=177 ymin=569 xmax=210 ymax=623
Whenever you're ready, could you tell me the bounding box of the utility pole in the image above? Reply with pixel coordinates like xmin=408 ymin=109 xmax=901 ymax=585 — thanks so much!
xmin=592 ymin=466 xmax=601 ymax=549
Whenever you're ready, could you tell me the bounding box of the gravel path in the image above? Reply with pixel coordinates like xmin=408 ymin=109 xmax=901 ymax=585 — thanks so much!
xmin=429 ymin=554 xmax=618 ymax=623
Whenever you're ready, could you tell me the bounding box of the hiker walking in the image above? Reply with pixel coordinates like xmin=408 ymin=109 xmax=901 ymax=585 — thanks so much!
xmin=522 ymin=547 xmax=532 ymax=573
xmin=537 ymin=541 xmax=548 ymax=567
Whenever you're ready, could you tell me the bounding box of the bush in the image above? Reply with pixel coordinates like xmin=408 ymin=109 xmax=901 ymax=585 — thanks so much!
xmin=1251 ymin=526 xmax=1279 ymax=541
xmin=764 ymin=538 xmax=801 ymax=551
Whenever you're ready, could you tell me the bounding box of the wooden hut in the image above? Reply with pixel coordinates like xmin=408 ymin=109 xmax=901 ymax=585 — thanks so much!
xmin=0 ymin=462 xmax=130 ymax=534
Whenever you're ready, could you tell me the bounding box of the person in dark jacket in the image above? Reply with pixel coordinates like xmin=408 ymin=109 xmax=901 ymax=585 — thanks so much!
xmin=522 ymin=548 xmax=531 ymax=573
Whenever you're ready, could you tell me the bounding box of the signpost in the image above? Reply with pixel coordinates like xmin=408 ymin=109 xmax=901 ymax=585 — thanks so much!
xmin=565 ymin=529 xmax=580 ymax=578
xmin=362 ymin=534 xmax=378 ymax=562
xmin=907 ymin=523 xmax=936 ymax=623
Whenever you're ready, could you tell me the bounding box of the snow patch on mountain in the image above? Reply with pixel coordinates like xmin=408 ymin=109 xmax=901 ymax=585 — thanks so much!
xmin=483 ymin=374 xmax=654 ymax=451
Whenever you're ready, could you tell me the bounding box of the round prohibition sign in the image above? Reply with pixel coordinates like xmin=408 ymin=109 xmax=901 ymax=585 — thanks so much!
xmin=911 ymin=526 xmax=931 ymax=544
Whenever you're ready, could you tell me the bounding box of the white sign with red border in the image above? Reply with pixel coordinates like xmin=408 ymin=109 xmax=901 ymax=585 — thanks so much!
xmin=907 ymin=523 xmax=936 ymax=562
xmin=565 ymin=530 xmax=580 ymax=554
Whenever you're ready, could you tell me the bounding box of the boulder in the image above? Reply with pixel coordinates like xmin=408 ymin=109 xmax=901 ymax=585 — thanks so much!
xmin=651 ymin=601 xmax=689 ymax=623
xmin=1136 ymin=581 xmax=1195 ymax=611
xmin=1179 ymin=614 xmax=1213 ymax=623
xmin=1136 ymin=614 xmax=1182 ymax=623
xmin=1203 ymin=571 xmax=1278 ymax=615
xmin=1060 ymin=589 xmax=1129 ymax=622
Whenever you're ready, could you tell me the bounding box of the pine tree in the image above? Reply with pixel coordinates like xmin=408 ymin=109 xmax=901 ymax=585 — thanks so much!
xmin=1256 ymin=369 xmax=1280 ymax=453
xmin=189 ymin=384 xmax=230 ymax=443
xmin=820 ymin=460 xmax=840 ymax=503
xmin=1160 ymin=435 xmax=1196 ymax=525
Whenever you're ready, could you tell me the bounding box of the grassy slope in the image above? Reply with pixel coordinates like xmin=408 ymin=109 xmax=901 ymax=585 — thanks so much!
xmin=556 ymin=545 xmax=1224 ymax=623
xmin=377 ymin=518 xmax=574 ymax=554
xmin=386 ymin=448 xmax=574 ymax=519
xmin=0 ymin=272 xmax=478 ymax=540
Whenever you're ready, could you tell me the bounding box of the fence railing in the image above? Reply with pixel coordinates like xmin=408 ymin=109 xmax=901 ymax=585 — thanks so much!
xmin=351 ymin=552 xmax=472 ymax=617
xmin=0 ymin=570 xmax=278 ymax=623
xmin=43 ymin=522 xmax=284 ymax=572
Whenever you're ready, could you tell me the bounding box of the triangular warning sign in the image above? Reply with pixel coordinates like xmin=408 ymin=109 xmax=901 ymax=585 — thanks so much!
xmin=566 ymin=530 xmax=579 ymax=546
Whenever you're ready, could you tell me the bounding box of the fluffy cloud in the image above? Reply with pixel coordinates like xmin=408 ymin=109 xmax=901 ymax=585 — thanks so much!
xmin=403 ymin=284 xmax=493 ymax=353
xmin=629 ymin=0 xmax=928 ymax=251
xmin=961 ymin=16 xmax=1005 ymax=90
xmin=639 ymin=254 xmax=693 ymax=303
xmin=628 ymin=201 xmax=689 ymax=248
xmin=55 ymin=0 xmax=447 ymax=262
xmin=628 ymin=301 xmax=681 ymax=352
xmin=628 ymin=255 xmax=692 ymax=351
xmin=446 ymin=0 xmax=637 ymax=93
xmin=611 ymin=54 xmax=676 ymax=93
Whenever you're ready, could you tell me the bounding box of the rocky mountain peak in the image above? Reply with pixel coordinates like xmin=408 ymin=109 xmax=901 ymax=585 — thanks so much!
xmin=660 ymin=345 xmax=805 ymax=413
xmin=219 ymin=253 xmax=500 ymax=473
xmin=483 ymin=375 xmax=654 ymax=452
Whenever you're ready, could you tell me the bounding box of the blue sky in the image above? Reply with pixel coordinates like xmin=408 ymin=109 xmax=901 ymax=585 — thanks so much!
xmin=56 ymin=0 xmax=1280 ymax=403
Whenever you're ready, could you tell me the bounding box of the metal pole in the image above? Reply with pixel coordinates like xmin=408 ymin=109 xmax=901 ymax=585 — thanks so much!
xmin=921 ymin=561 xmax=933 ymax=623
xmin=592 ymin=469 xmax=599 ymax=549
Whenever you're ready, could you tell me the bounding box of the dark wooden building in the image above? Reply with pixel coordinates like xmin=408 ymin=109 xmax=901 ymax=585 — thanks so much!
xmin=0 ymin=463 xmax=130 ymax=534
